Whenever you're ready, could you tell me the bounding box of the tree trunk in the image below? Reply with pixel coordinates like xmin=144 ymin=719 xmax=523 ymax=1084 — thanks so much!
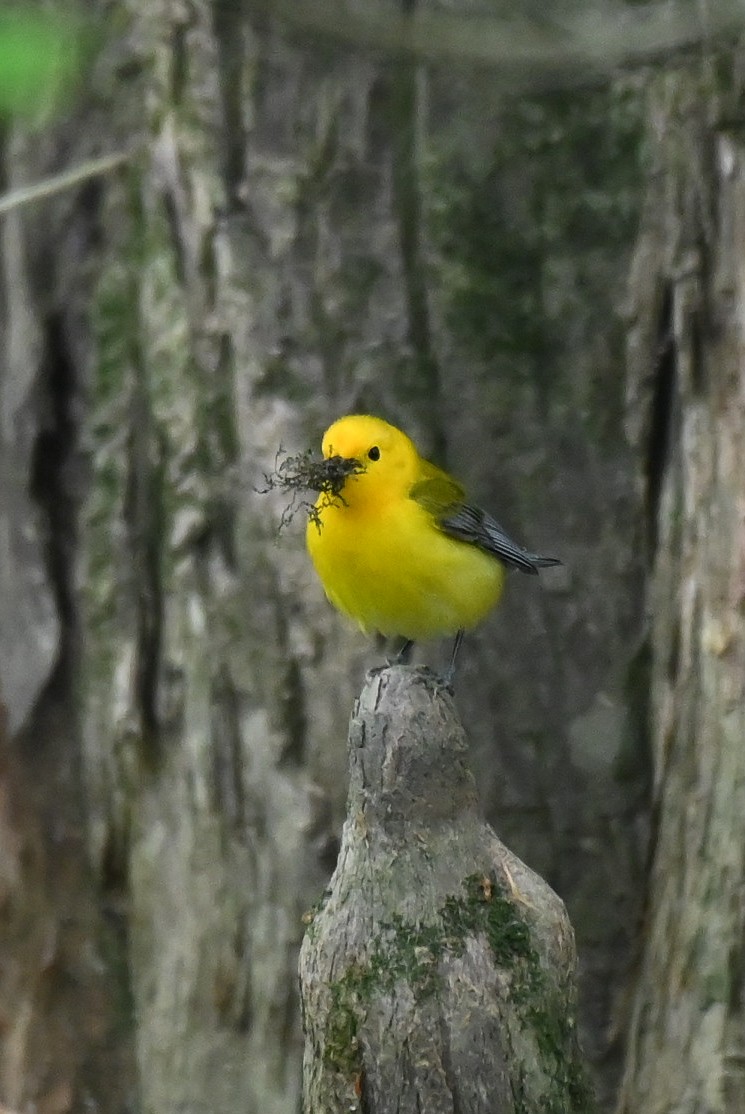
xmin=617 ymin=56 xmax=745 ymax=1114
xmin=300 ymin=666 xmax=591 ymax=1114
xmin=0 ymin=3 xmax=652 ymax=1113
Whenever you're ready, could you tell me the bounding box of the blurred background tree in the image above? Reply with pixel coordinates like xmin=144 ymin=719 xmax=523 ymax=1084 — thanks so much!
xmin=0 ymin=2 xmax=743 ymax=1112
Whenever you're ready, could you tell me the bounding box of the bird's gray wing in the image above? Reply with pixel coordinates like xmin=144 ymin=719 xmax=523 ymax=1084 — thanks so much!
xmin=437 ymin=502 xmax=562 ymax=576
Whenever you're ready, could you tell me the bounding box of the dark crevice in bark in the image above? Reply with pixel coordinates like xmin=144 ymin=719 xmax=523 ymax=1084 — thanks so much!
xmin=387 ymin=17 xmax=446 ymax=461
xmin=30 ymin=312 xmax=79 ymax=651
xmin=100 ymin=816 xmax=130 ymax=895
xmin=162 ymin=187 xmax=187 ymax=289
xmin=688 ymin=303 xmax=707 ymax=395
xmin=360 ymin=1069 xmax=373 ymax=1114
xmin=210 ymin=665 xmax=247 ymax=834
xmin=273 ymin=591 xmax=308 ymax=768
xmin=25 ymin=309 xmax=82 ymax=748
xmin=125 ymin=370 xmax=165 ymax=748
xmin=170 ymin=14 xmax=191 ymax=108
xmin=213 ymin=0 xmax=248 ymax=204
xmin=277 ymin=655 xmax=309 ymax=767
xmin=205 ymin=333 xmax=240 ymax=571
xmin=644 ymin=285 xmax=677 ymax=560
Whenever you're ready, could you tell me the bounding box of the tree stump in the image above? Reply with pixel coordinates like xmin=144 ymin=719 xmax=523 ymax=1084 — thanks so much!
xmin=299 ymin=665 xmax=593 ymax=1114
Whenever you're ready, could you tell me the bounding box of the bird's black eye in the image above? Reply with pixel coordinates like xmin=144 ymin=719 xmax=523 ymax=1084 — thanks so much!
xmin=367 ymin=446 xmax=380 ymax=461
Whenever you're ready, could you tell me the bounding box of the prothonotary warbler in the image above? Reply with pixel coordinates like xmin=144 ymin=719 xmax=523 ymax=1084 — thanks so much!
xmin=306 ymin=414 xmax=561 ymax=678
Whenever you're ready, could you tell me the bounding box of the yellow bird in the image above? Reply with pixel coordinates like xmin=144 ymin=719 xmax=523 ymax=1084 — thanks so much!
xmin=306 ymin=415 xmax=560 ymax=676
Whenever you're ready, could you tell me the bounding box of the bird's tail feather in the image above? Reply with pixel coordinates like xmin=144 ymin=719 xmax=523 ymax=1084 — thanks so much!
xmin=529 ymin=555 xmax=562 ymax=569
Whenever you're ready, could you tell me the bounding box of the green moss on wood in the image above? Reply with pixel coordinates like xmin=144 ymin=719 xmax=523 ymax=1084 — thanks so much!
xmin=320 ymin=873 xmax=594 ymax=1110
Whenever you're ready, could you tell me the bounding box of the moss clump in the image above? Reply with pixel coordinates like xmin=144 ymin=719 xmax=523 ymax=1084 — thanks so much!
xmin=325 ymin=976 xmax=365 ymax=1075
xmin=440 ymin=874 xmax=535 ymax=964
xmin=257 ymin=447 xmax=364 ymax=532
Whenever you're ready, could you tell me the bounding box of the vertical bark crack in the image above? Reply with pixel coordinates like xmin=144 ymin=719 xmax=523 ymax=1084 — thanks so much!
xmin=644 ymin=285 xmax=677 ymax=559
xmin=30 ymin=312 xmax=80 ymax=665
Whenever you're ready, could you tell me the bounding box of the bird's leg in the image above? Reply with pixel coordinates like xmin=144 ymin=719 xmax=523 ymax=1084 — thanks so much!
xmin=391 ymin=638 xmax=414 ymax=664
xmin=442 ymin=629 xmax=465 ymax=688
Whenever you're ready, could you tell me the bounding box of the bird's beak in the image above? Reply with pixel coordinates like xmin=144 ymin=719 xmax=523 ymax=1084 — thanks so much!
xmin=309 ymin=453 xmax=362 ymax=495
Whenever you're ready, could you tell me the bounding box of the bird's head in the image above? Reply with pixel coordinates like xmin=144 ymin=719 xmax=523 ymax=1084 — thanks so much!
xmin=317 ymin=414 xmax=419 ymax=508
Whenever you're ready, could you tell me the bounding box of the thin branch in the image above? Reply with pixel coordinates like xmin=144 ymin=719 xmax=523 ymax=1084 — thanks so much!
xmin=244 ymin=0 xmax=743 ymax=83
xmin=0 ymin=148 xmax=140 ymax=217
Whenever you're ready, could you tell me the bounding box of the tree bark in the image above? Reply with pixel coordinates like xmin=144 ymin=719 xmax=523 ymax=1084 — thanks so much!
xmin=300 ymin=666 xmax=592 ymax=1114
xmin=617 ymin=56 xmax=745 ymax=1114
xmin=0 ymin=97 xmax=138 ymax=1113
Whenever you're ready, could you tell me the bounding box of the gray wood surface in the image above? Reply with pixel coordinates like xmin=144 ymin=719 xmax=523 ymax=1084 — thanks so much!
xmin=300 ymin=665 xmax=592 ymax=1113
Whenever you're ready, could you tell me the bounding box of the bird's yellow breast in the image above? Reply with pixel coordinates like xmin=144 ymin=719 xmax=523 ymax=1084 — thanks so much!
xmin=306 ymin=486 xmax=504 ymax=640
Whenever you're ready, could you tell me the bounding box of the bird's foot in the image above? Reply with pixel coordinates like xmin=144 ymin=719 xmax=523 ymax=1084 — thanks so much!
xmin=431 ymin=670 xmax=455 ymax=697
xmin=387 ymin=638 xmax=414 ymax=667
xmin=438 ymin=629 xmax=465 ymax=690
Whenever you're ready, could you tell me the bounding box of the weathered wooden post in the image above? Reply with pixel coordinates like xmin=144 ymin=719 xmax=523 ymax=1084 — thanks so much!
xmin=299 ymin=665 xmax=593 ymax=1114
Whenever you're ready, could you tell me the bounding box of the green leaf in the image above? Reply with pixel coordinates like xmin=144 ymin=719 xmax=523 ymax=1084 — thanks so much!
xmin=0 ymin=9 xmax=82 ymax=115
